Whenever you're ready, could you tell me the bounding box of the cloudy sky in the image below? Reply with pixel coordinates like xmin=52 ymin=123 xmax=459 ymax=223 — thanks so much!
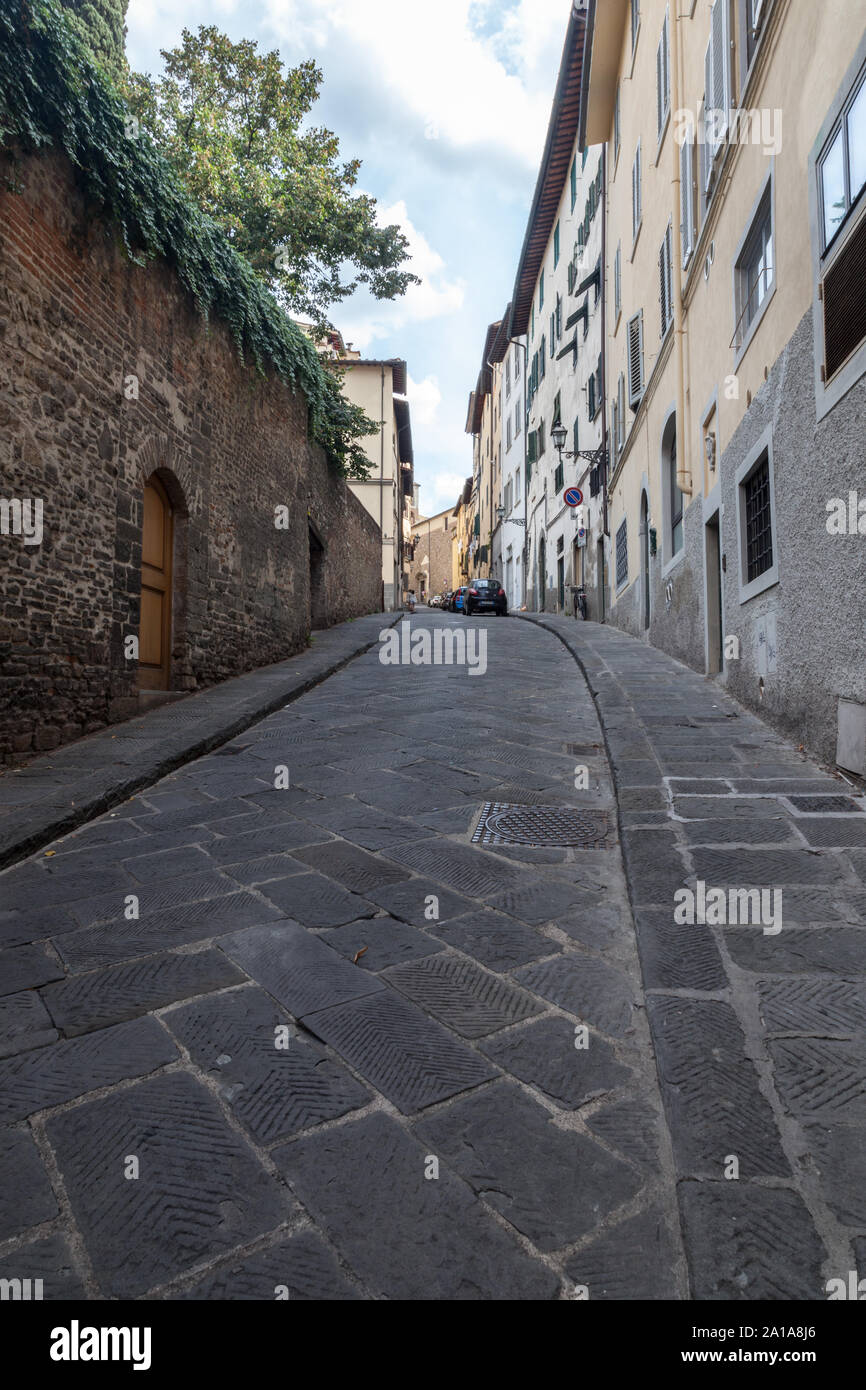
xmin=126 ymin=0 xmax=572 ymax=516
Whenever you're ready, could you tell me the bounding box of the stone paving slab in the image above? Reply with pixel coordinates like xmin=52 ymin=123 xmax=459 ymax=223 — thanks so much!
xmin=221 ymin=920 xmax=384 ymax=1018
xmin=273 ymin=1111 xmax=559 ymax=1300
xmin=383 ymin=951 xmax=544 ymax=1039
xmin=172 ymin=1230 xmax=362 ymax=1300
xmin=163 ymin=985 xmax=370 ymax=1145
xmin=45 ymin=1070 xmax=292 ymax=1298
xmin=0 ymin=613 xmax=399 ymax=870
xmin=0 ymin=1127 xmax=58 ymax=1239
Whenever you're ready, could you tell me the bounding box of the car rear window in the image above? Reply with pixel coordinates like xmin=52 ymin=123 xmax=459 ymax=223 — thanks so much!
xmin=473 ymin=579 xmax=499 ymax=590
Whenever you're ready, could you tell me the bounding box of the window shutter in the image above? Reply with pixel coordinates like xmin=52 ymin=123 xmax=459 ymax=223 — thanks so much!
xmin=618 ymin=373 xmax=626 ymax=447
xmin=612 ymin=396 xmax=619 ymax=461
xmin=680 ymin=128 xmax=695 ymax=266
xmin=627 ymin=312 xmax=644 ymax=408
xmin=711 ymin=0 xmax=730 ymax=150
xmin=632 ymin=146 xmax=642 ymax=238
xmin=588 ymin=372 xmax=596 ymax=418
xmin=659 ymin=239 xmax=668 ymax=336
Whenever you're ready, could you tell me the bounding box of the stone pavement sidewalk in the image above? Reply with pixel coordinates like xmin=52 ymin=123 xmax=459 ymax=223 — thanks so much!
xmin=0 ymin=613 xmax=398 ymax=871
xmin=522 ymin=613 xmax=866 ymax=1297
xmin=0 ymin=610 xmax=686 ymax=1301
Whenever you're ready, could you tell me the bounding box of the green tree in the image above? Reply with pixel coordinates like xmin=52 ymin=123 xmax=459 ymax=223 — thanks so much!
xmin=58 ymin=0 xmax=127 ymax=80
xmin=125 ymin=26 xmax=418 ymax=334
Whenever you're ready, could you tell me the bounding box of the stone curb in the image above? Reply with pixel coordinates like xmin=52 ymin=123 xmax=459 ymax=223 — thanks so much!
xmin=0 ymin=613 xmax=400 ymax=871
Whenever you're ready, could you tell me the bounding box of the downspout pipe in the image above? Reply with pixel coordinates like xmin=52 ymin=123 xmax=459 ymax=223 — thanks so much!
xmin=671 ymin=1 xmax=692 ymax=495
xmin=600 ymin=141 xmax=609 ymax=542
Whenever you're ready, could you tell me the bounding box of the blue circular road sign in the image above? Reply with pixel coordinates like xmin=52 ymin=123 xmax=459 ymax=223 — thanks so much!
xmin=564 ymin=487 xmax=583 ymax=507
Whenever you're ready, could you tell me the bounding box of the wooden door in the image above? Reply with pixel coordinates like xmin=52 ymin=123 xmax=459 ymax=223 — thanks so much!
xmin=139 ymin=477 xmax=173 ymax=690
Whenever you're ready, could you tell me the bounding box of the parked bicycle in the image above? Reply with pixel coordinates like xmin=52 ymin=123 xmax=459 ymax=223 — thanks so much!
xmin=574 ymin=585 xmax=587 ymax=620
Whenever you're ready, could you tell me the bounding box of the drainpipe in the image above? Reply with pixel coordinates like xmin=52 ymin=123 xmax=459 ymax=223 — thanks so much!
xmin=600 ymin=142 xmax=609 ymax=544
xmin=671 ymin=1 xmax=691 ymax=496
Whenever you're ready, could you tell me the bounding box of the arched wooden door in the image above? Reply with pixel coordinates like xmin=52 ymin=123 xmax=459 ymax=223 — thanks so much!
xmin=139 ymin=476 xmax=173 ymax=690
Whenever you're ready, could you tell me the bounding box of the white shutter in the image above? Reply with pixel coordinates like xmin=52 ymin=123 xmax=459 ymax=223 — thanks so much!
xmin=656 ymin=33 xmax=664 ymax=138
xmin=618 ymin=373 xmax=626 ymax=448
xmin=680 ymin=127 xmax=695 ymax=266
xmin=711 ymin=0 xmax=730 ymax=148
xmin=627 ymin=312 xmax=644 ymax=408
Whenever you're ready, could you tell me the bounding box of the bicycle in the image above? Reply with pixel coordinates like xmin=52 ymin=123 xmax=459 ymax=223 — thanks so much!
xmin=575 ymin=585 xmax=588 ymax=621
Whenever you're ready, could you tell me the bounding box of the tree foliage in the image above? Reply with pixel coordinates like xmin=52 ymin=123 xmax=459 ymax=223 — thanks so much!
xmin=125 ymin=26 xmax=419 ymax=334
xmin=57 ymin=0 xmax=128 ymax=80
xmin=0 ymin=0 xmax=377 ymax=477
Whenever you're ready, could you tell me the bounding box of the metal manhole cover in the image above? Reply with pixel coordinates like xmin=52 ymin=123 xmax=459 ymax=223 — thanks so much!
xmin=472 ymin=802 xmax=613 ymax=848
xmin=786 ymin=796 xmax=862 ymax=813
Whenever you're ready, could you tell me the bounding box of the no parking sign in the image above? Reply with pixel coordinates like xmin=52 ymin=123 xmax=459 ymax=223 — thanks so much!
xmin=563 ymin=487 xmax=583 ymax=507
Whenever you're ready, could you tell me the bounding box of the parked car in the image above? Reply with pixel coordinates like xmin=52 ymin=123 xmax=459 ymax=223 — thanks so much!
xmin=452 ymin=586 xmax=466 ymax=613
xmin=464 ymin=578 xmax=508 ymax=616
xmin=440 ymin=590 xmax=452 ymax=610
xmin=428 ymin=594 xmax=440 ymax=609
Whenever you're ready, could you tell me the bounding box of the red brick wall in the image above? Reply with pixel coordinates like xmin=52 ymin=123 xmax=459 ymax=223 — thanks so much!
xmin=0 ymin=150 xmax=383 ymax=762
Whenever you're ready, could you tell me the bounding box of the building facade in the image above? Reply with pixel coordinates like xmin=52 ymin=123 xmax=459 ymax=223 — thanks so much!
xmin=338 ymin=352 xmax=414 ymax=612
xmin=496 ymin=334 xmax=527 ymax=611
xmin=410 ymin=506 xmax=457 ymax=601
xmin=581 ymin=0 xmax=866 ymax=769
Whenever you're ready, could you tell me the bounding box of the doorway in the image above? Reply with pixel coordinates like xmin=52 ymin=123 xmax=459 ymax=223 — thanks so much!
xmin=139 ymin=475 xmax=174 ymax=690
xmin=538 ymin=535 xmax=546 ymax=612
xmin=706 ymin=514 xmax=724 ymax=673
xmin=557 ymin=555 xmax=565 ymax=611
xmin=597 ymin=537 xmax=605 ymax=622
xmin=640 ymin=491 xmax=650 ymax=631
xmin=309 ymin=525 xmax=326 ymax=630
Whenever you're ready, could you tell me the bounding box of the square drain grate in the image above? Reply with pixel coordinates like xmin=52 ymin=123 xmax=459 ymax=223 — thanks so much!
xmin=786 ymin=795 xmax=863 ymax=814
xmin=472 ymin=802 xmax=613 ymax=849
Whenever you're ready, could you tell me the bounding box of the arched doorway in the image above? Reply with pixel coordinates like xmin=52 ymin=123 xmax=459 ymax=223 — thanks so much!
xmin=139 ymin=475 xmax=174 ymax=690
xmin=640 ymin=490 xmax=650 ymax=630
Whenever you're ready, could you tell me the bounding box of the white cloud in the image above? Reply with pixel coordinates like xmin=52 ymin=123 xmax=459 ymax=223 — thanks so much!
xmin=262 ymin=0 xmax=567 ymax=168
xmin=407 ymin=373 xmax=442 ymax=428
xmin=428 ymin=471 xmax=466 ymax=509
xmin=337 ymin=200 xmax=464 ymax=349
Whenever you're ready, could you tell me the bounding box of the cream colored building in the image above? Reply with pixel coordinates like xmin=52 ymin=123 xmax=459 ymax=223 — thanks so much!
xmin=465 ymin=319 xmax=505 ymax=581
xmin=581 ymin=0 xmax=866 ymax=768
xmin=337 ymin=352 xmax=413 ymax=611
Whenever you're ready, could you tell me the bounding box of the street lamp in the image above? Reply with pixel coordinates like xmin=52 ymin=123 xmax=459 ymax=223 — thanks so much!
xmin=496 ymin=505 xmax=526 ymax=527
xmin=551 ymin=422 xmax=608 ymax=468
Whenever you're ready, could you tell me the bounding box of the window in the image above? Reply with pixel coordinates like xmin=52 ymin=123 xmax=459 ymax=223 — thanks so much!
xmin=611 ymin=393 xmax=619 ymax=464
xmin=573 ymin=417 xmax=580 ymax=455
xmin=506 ymin=416 xmax=512 ymax=451
xmin=528 ymin=431 xmax=538 ymax=465
xmin=554 ymin=221 xmax=561 ymax=267
xmin=659 ymin=221 xmax=674 ymax=337
xmin=627 ymin=311 xmax=645 ymax=408
xmin=556 ymin=293 xmax=563 ymax=340
xmin=554 ymin=461 xmax=564 ymax=492
xmin=514 ymin=347 xmax=521 ymax=378
xmin=668 ymin=425 xmax=684 ymax=557
xmin=657 ymin=8 xmax=671 ymax=141
xmin=614 ymin=243 xmax=622 ymax=320
xmin=734 ymin=182 xmax=774 ymax=350
xmin=680 ymin=121 xmax=697 ymax=267
xmin=514 ymin=402 xmax=521 ymax=436
xmin=588 ymin=372 xmax=596 ymax=419
xmin=570 ymin=156 xmax=578 ymax=212
xmin=631 ymin=0 xmax=640 ymax=52
xmin=736 ymin=429 xmax=778 ymax=601
xmin=819 ymin=66 xmax=866 ymax=251
xmin=550 ymin=312 xmax=556 ymax=352
xmin=553 ymin=391 xmax=561 ymax=428
xmin=617 ymin=373 xmax=626 ymax=451
xmin=743 ymin=0 xmax=770 ymax=73
xmin=616 ymin=518 xmax=629 ymax=589
xmin=514 ymin=467 xmax=521 ymax=502
xmin=614 ymin=88 xmax=621 ymax=165
xmin=505 ymin=357 xmax=511 ymax=397
xmin=743 ymin=457 xmax=772 ymax=582
xmin=540 ymin=337 xmax=546 ymax=377
xmin=539 ymin=274 xmax=545 ymax=311
xmin=504 ymin=479 xmax=512 ymax=515
xmin=632 ymin=143 xmax=642 ymax=241
xmin=538 ymin=421 xmax=546 ymax=456
xmin=531 ymin=305 xmax=535 ymax=339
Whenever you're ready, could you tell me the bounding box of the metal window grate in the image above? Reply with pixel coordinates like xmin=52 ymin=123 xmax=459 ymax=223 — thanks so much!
xmin=744 ymin=455 xmax=773 ymax=582
xmin=616 ymin=519 xmax=629 ymax=588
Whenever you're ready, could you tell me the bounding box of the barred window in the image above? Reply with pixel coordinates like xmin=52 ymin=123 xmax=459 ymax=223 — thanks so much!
xmin=744 ymin=455 xmax=773 ymax=581
xmin=616 ymin=519 xmax=629 ymax=589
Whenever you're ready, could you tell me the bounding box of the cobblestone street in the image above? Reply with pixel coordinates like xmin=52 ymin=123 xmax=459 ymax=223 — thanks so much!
xmin=1 ymin=610 xmax=864 ymax=1300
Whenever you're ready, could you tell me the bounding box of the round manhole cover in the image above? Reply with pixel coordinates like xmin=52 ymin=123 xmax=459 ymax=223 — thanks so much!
xmin=472 ymin=802 xmax=613 ymax=848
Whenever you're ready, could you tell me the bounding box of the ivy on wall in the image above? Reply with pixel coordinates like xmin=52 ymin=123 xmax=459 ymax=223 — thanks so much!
xmin=0 ymin=0 xmax=376 ymax=478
